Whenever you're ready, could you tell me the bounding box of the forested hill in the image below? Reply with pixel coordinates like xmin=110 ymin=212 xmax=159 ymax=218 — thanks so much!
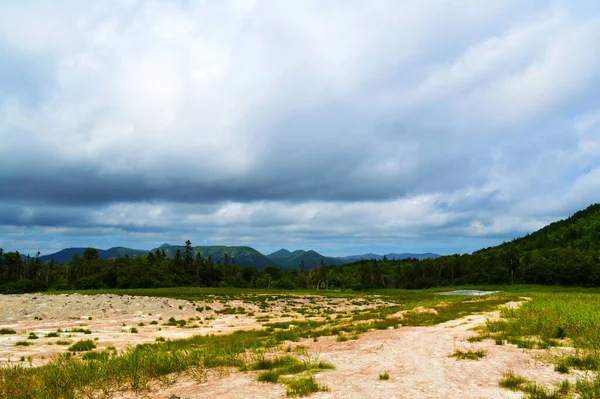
xmin=1 ymin=204 xmax=599 ymax=293
xmin=490 ymin=203 xmax=600 ymax=252
xmin=267 ymin=250 xmax=343 ymax=270
xmin=38 ymin=247 xmax=149 ymax=263
xmin=155 ymin=245 xmax=274 ymax=268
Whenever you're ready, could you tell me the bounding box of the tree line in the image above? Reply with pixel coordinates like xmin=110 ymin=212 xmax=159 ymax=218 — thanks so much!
xmin=1 ymin=242 xmax=599 ymax=294
xmin=1 ymin=204 xmax=599 ymax=293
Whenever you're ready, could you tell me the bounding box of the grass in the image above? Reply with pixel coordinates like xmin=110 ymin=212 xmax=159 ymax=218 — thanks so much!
xmin=68 ymin=340 xmax=97 ymax=352
xmin=252 ymin=354 xmax=335 ymax=384
xmin=0 ymin=328 xmax=17 ymax=335
xmin=2 ymin=285 xmax=579 ymax=399
xmin=15 ymin=341 xmax=30 ymax=347
xmin=486 ymin=291 xmax=600 ymax=398
xmin=285 ymin=376 xmax=329 ymax=397
xmin=62 ymin=328 xmax=92 ymax=335
xmin=450 ymin=349 xmax=487 ymax=360
xmin=379 ymin=372 xmax=390 ymax=380
xmin=499 ymin=371 xmax=571 ymax=399
xmin=81 ymin=351 xmax=110 ymax=361
xmin=499 ymin=371 xmax=529 ymax=391
xmin=46 ymin=332 xmax=60 ymax=338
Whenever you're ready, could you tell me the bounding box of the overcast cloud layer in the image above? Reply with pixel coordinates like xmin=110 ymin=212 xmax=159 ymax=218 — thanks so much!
xmin=1 ymin=1 xmax=599 ymax=256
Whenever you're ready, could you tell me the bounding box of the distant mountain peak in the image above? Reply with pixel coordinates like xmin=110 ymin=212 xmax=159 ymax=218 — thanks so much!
xmin=159 ymin=243 xmax=171 ymax=248
xmin=269 ymin=248 xmax=292 ymax=257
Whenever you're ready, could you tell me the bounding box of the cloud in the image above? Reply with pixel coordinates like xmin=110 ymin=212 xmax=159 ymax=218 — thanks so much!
xmin=0 ymin=1 xmax=599 ymax=255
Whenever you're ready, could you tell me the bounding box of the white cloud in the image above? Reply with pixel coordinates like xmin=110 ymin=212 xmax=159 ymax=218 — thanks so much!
xmin=0 ymin=1 xmax=599 ymax=254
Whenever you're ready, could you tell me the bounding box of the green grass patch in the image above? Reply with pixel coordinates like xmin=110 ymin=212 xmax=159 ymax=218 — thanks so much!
xmin=499 ymin=371 xmax=529 ymax=391
xmin=0 ymin=328 xmax=16 ymax=335
xmin=253 ymin=355 xmax=334 ymax=384
xmin=68 ymin=340 xmax=96 ymax=352
xmin=81 ymin=351 xmax=110 ymax=361
xmin=379 ymin=372 xmax=390 ymax=380
xmin=285 ymin=375 xmax=329 ymax=397
xmin=450 ymin=349 xmax=487 ymax=360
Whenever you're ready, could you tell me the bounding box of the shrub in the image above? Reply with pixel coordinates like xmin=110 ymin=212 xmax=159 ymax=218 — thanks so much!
xmin=285 ymin=376 xmax=329 ymax=397
xmin=68 ymin=340 xmax=96 ymax=352
xmin=379 ymin=372 xmax=390 ymax=380
xmin=450 ymin=349 xmax=487 ymax=360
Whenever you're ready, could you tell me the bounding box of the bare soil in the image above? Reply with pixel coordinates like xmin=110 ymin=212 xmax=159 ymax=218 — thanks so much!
xmin=0 ymin=293 xmax=261 ymax=366
xmin=0 ymin=294 xmax=572 ymax=398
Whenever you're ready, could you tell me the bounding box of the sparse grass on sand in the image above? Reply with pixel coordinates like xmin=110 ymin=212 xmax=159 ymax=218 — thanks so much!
xmin=477 ymin=291 xmax=600 ymax=398
xmin=0 ymin=286 xmax=556 ymax=399
xmin=450 ymin=349 xmax=487 ymax=360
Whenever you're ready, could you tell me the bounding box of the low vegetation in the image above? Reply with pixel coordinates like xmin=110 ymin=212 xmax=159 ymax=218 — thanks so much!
xmin=285 ymin=375 xmax=329 ymax=397
xmin=68 ymin=340 xmax=96 ymax=352
xmin=450 ymin=349 xmax=487 ymax=360
xmin=2 ymin=204 xmax=600 ymax=295
xmin=379 ymin=372 xmax=390 ymax=380
xmin=0 ymin=289 xmax=517 ymax=398
xmin=473 ymin=291 xmax=600 ymax=398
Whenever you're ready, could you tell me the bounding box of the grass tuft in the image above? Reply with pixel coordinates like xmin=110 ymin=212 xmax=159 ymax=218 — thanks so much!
xmin=379 ymin=372 xmax=390 ymax=380
xmin=450 ymin=349 xmax=487 ymax=360
xmin=499 ymin=370 xmax=528 ymax=391
xmin=68 ymin=340 xmax=96 ymax=352
xmin=285 ymin=376 xmax=329 ymax=397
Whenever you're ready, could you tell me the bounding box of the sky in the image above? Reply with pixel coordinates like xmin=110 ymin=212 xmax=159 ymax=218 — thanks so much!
xmin=1 ymin=1 xmax=600 ymax=257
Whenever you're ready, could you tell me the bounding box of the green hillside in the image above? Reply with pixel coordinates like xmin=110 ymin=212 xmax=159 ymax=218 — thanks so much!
xmin=491 ymin=203 xmax=600 ymax=252
xmin=268 ymin=249 xmax=343 ymax=270
xmin=155 ymin=245 xmax=276 ymax=269
xmin=39 ymin=247 xmax=148 ymax=263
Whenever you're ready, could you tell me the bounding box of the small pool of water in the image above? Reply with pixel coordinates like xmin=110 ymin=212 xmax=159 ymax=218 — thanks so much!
xmin=437 ymin=290 xmax=500 ymax=296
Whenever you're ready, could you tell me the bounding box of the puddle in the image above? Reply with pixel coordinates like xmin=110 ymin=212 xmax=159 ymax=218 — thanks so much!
xmin=437 ymin=290 xmax=500 ymax=296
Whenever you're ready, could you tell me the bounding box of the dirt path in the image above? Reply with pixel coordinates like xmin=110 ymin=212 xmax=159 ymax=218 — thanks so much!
xmin=151 ymin=305 xmax=567 ymax=399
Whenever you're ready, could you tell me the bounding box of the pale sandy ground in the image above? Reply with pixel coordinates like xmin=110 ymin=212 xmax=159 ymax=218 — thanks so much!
xmin=0 ymin=293 xmax=387 ymax=366
xmin=0 ymin=294 xmax=576 ymax=398
xmin=0 ymin=293 xmax=262 ymax=366
xmin=129 ymin=303 xmax=574 ymax=399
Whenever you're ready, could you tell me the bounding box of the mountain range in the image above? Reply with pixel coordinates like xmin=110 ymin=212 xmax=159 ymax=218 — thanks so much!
xmin=337 ymin=252 xmax=440 ymax=262
xmin=33 ymin=245 xmax=440 ymax=269
xmin=37 ymin=247 xmax=148 ymax=264
xmin=267 ymin=249 xmax=344 ymax=270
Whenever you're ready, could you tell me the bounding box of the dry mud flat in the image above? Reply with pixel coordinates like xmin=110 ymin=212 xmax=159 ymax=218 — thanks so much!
xmin=0 ymin=294 xmax=571 ymax=398
xmin=0 ymin=293 xmax=261 ymax=366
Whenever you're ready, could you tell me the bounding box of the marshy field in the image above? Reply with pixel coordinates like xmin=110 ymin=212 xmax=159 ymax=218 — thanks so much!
xmin=1 ymin=286 xmax=599 ymax=399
